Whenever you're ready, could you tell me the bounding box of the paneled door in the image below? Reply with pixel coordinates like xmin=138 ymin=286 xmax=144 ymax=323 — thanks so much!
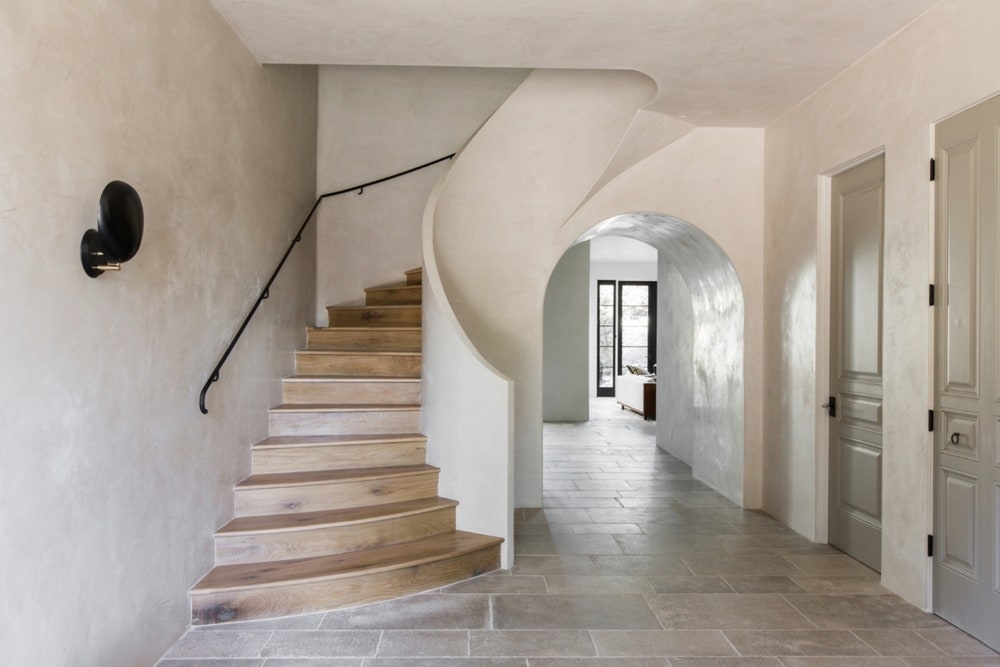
xmin=618 ymin=281 xmax=657 ymax=375
xmin=597 ymin=280 xmax=616 ymax=397
xmin=934 ymin=94 xmax=1000 ymax=651
xmin=828 ymin=154 xmax=885 ymax=572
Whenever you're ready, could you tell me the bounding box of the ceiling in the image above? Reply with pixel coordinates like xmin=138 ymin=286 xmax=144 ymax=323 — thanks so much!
xmin=210 ymin=0 xmax=941 ymax=126
xmin=588 ymin=236 xmax=658 ymax=264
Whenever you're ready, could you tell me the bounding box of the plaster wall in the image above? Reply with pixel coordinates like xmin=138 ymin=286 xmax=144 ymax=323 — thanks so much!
xmin=0 ymin=2 xmax=317 ymax=665
xmin=314 ymin=66 xmax=526 ymax=321
xmin=433 ymin=69 xmax=657 ymax=507
xmin=562 ymin=128 xmax=765 ymax=508
xmin=543 ymin=241 xmax=591 ymax=422
xmin=657 ymin=262 xmax=696 ymax=466
xmin=763 ymin=0 xmax=1000 ymax=608
xmin=587 ymin=258 xmax=658 ymax=398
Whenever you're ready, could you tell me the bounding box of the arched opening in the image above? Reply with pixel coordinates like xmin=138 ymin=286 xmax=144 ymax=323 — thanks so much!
xmin=543 ymin=211 xmax=746 ymax=505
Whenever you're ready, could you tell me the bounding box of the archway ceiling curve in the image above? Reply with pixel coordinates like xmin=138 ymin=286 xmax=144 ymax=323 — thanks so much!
xmin=210 ymin=0 xmax=939 ymax=126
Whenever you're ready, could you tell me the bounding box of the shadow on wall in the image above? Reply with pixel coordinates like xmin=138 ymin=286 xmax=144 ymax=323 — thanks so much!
xmin=575 ymin=212 xmax=746 ymax=506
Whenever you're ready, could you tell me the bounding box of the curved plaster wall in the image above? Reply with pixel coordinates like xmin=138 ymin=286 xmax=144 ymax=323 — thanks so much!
xmin=432 ymin=62 xmax=764 ymax=508
xmin=578 ymin=215 xmax=746 ymax=504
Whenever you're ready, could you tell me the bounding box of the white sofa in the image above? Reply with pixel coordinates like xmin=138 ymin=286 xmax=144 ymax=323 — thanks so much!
xmin=616 ymin=374 xmax=656 ymax=420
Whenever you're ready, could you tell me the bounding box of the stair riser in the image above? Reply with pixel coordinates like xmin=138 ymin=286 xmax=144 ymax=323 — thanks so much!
xmin=268 ymin=409 xmax=421 ymax=437
xmin=365 ymin=286 xmax=422 ymax=306
xmin=307 ymin=329 xmax=421 ymax=352
xmin=215 ymin=506 xmax=456 ymax=565
xmin=252 ymin=441 xmax=426 ymax=475
xmin=234 ymin=471 xmax=440 ymax=517
xmin=282 ymin=380 xmax=421 ymax=405
xmin=327 ymin=306 xmax=421 ymax=328
xmin=405 ymin=269 xmax=422 ymax=286
xmin=192 ymin=546 xmax=500 ymax=625
xmin=294 ymin=353 xmax=421 ymax=378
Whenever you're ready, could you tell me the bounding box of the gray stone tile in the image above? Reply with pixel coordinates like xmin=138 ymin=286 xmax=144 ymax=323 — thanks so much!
xmin=722 ymin=577 xmax=805 ymax=594
xmin=900 ymin=659 xmax=1000 ymax=666
xmin=544 ymin=575 xmax=655 ymax=595
xmin=712 ymin=536 xmax=835 ymax=556
xmin=261 ymin=631 xmax=381 ymax=658
xmin=471 ymin=630 xmax=596 ymax=656
xmin=650 ymin=577 xmax=736 ymax=594
xmin=782 ymin=555 xmax=878 ymax=577
xmin=915 ymin=627 xmax=1000 ymax=657
xmin=159 ymin=661 xmax=266 ymax=667
xmin=377 ymin=630 xmax=469 ymax=657
xmin=163 ymin=630 xmax=273 ymax=659
xmin=614 ymin=535 xmax=723 ymax=555
xmin=852 ymin=629 xmax=948 ymax=656
xmin=544 ymin=497 xmax=626 ymax=508
xmin=787 ymin=576 xmax=887 ymax=595
xmin=590 ymin=630 xmax=735 ymax=656
xmin=519 ymin=509 xmax=595 ymax=524
xmin=668 ymin=660 xmax=782 ymax=667
xmin=362 ymin=660 xmax=526 ymax=667
xmin=511 ymin=555 xmax=598 ymax=575
xmin=203 ymin=614 xmax=326 ymax=631
xmin=441 ymin=575 xmax=547 ymax=595
xmin=492 ymin=594 xmax=662 ymax=630
xmin=723 ymin=630 xmax=875 ymax=656
xmin=520 ymin=534 xmax=623 ymax=555
xmin=648 ymin=594 xmax=813 ymax=630
xmin=320 ymin=595 xmax=489 ymax=630
xmin=550 ymin=523 xmax=643 ymax=535
xmin=591 ymin=555 xmax=691 ymax=576
xmin=680 ymin=556 xmax=802 ymax=576
xmin=528 ymin=659 xmax=668 ymax=667
xmin=777 ymin=660 xmax=907 ymax=666
xmin=782 ymin=595 xmax=947 ymax=630
xmin=587 ymin=508 xmax=688 ymax=524
xmin=263 ymin=660 xmax=364 ymax=666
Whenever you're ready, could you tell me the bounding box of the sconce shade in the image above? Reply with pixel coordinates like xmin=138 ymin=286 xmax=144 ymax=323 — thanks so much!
xmin=98 ymin=180 xmax=143 ymax=262
xmin=81 ymin=180 xmax=143 ymax=278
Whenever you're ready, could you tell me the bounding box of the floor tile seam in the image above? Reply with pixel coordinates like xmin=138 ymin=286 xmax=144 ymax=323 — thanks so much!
xmin=777 ymin=593 xmax=821 ymax=629
xmin=372 ymin=629 xmax=385 ymax=658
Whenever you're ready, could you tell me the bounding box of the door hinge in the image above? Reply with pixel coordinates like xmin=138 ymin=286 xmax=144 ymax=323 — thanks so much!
xmin=928 ymin=410 xmax=935 ymax=432
xmin=929 ymin=284 xmax=935 ymax=306
xmin=927 ymin=534 xmax=934 ymax=557
xmin=930 ymin=157 xmax=936 ymax=181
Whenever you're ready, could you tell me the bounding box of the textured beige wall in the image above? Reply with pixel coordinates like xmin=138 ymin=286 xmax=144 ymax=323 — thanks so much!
xmin=314 ymin=66 xmax=526 ymax=322
xmin=0 ymin=2 xmax=317 ymax=665
xmin=763 ymin=0 xmax=1000 ymax=608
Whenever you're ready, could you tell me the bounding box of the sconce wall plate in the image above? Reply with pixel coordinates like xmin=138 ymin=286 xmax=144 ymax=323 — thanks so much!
xmin=81 ymin=180 xmax=144 ymax=278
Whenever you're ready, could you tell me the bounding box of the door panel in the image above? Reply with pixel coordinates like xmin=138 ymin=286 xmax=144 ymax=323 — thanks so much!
xmin=596 ymin=280 xmax=616 ymax=396
xmin=829 ymin=154 xmax=885 ymax=572
xmin=934 ymin=93 xmax=1000 ymax=651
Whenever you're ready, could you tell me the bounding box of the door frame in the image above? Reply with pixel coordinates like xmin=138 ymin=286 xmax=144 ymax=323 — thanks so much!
xmin=816 ymin=147 xmax=887 ymax=546
xmin=596 ymin=279 xmax=617 ymax=397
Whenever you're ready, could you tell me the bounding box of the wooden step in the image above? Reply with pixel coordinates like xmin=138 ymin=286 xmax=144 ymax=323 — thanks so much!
xmin=405 ymin=267 xmax=422 ymax=286
xmin=282 ymin=376 xmax=421 ymax=405
xmin=268 ymin=403 xmax=421 ymax=437
xmin=215 ymin=497 xmax=458 ymax=565
xmin=365 ymin=284 xmax=422 ymax=306
xmin=327 ymin=305 xmax=421 ymax=328
xmin=294 ymin=350 xmax=421 ymax=378
xmin=251 ymin=434 xmax=427 ymax=474
xmin=192 ymin=530 xmax=502 ymax=624
xmin=234 ymin=464 xmax=440 ymax=517
xmin=307 ymin=327 xmax=421 ymax=352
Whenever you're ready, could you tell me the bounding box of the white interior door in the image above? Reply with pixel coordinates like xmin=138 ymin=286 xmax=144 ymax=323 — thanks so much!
xmin=828 ymin=154 xmax=885 ymax=572
xmin=934 ymin=94 xmax=1000 ymax=651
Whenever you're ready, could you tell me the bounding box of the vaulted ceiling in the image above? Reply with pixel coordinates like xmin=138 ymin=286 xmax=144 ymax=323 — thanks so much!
xmin=211 ymin=0 xmax=941 ymax=126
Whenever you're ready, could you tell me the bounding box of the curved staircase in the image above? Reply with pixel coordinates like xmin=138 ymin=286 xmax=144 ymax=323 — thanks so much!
xmin=191 ymin=268 xmax=502 ymax=624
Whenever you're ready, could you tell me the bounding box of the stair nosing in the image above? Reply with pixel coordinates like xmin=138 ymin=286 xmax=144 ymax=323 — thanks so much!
xmin=193 ymin=531 xmax=502 ymax=594
xmin=326 ymin=305 xmax=421 ymax=311
xmin=270 ymin=403 xmax=421 ymax=413
xmin=253 ymin=434 xmax=427 ymax=450
xmin=237 ymin=464 xmax=439 ymax=490
xmin=364 ymin=284 xmax=421 ymax=293
xmin=283 ymin=376 xmax=422 ymax=383
xmin=217 ymin=497 xmax=459 ymax=535
xmin=295 ymin=350 xmax=421 ymax=357
xmin=308 ymin=326 xmax=422 ymax=332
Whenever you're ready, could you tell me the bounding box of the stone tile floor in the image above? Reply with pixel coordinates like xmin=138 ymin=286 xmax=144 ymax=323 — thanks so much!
xmin=159 ymin=398 xmax=1000 ymax=666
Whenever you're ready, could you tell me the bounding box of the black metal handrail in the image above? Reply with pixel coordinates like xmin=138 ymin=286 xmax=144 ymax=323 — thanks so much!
xmin=199 ymin=153 xmax=455 ymax=414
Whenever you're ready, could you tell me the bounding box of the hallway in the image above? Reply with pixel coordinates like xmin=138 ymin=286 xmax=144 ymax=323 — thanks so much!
xmin=159 ymin=399 xmax=999 ymax=665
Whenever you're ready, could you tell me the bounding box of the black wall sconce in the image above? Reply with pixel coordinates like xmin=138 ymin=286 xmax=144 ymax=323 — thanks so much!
xmin=81 ymin=180 xmax=144 ymax=278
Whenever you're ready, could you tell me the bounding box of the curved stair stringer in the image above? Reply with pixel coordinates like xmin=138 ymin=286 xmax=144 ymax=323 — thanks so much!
xmin=428 ymin=68 xmax=659 ymax=509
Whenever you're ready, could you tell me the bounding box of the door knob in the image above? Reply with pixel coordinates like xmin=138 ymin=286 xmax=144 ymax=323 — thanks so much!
xmin=822 ymin=396 xmax=836 ymax=417
xmin=950 ymin=432 xmax=961 ymax=445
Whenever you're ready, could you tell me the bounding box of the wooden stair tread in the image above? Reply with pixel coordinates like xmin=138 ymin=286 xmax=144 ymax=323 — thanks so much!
xmin=270 ymin=403 xmax=421 ymax=413
xmin=296 ymin=350 xmax=420 ymax=357
xmin=218 ymin=497 xmax=458 ymax=535
xmin=253 ymin=434 xmax=426 ymax=449
xmin=364 ymin=284 xmax=420 ymax=294
xmin=326 ymin=305 xmax=420 ymax=311
xmin=283 ymin=376 xmax=421 ymax=383
xmin=193 ymin=531 xmax=502 ymax=593
xmin=308 ymin=326 xmax=421 ymax=332
xmin=239 ymin=464 xmax=438 ymax=489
